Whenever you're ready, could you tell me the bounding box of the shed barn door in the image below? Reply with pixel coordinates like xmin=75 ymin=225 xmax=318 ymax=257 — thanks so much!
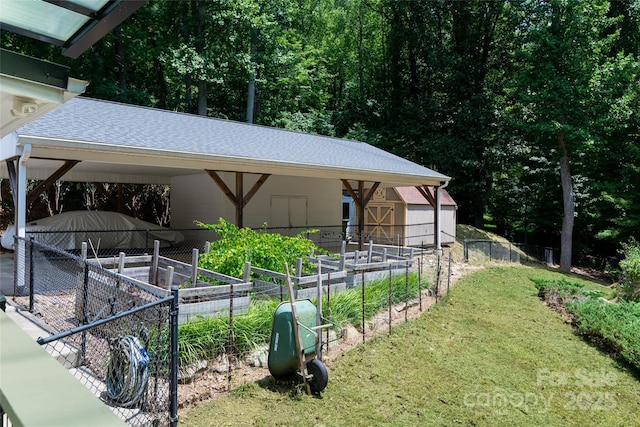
xmin=365 ymin=203 xmax=395 ymax=243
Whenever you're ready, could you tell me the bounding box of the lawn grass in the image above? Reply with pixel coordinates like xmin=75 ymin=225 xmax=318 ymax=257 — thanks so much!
xmin=180 ymin=265 xmax=640 ymax=427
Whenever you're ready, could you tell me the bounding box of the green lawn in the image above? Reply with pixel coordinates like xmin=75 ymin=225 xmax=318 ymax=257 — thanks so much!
xmin=180 ymin=265 xmax=640 ymax=427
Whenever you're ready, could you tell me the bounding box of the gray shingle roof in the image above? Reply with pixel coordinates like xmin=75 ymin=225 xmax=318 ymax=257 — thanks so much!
xmin=17 ymin=97 xmax=449 ymax=185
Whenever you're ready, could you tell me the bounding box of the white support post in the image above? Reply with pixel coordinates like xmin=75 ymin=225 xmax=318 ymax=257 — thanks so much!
xmin=16 ymin=144 xmax=31 ymax=242
xmin=15 ymin=143 xmax=31 ymax=291
xmin=435 ymin=185 xmax=442 ymax=254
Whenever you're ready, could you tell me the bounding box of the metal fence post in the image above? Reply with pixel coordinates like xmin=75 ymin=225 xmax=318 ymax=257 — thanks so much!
xmin=463 ymin=239 xmax=469 ymax=262
xmin=388 ymin=264 xmax=392 ymax=333
xmin=418 ymin=245 xmax=423 ymax=312
xmin=447 ymin=253 xmax=452 ymax=295
xmin=170 ymin=285 xmax=179 ymax=427
xmin=81 ymin=260 xmax=89 ymax=359
xmin=316 ymin=260 xmax=323 ymax=360
xmin=28 ymin=237 xmax=34 ymax=313
xmin=361 ymin=270 xmax=366 ymax=343
xmin=404 ymin=261 xmax=409 ymax=323
xmin=228 ymin=279 xmax=234 ymax=388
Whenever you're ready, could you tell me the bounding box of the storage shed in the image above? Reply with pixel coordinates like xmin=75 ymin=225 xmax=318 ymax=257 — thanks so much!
xmin=344 ymin=186 xmax=457 ymax=247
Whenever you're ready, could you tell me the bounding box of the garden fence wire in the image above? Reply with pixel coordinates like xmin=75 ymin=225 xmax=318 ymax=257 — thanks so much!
xmin=463 ymin=239 xmax=557 ymax=265
xmin=172 ymin=246 xmax=454 ymax=395
xmin=24 ymin=222 xmax=448 ymax=261
xmin=11 ymin=237 xmax=179 ymax=427
xmin=11 ymin=228 xmax=454 ymax=407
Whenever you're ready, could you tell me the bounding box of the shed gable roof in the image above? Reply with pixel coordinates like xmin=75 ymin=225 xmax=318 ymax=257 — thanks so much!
xmin=394 ymin=186 xmax=456 ymax=206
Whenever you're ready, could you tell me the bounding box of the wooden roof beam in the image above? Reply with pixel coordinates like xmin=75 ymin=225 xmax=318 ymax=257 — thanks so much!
xmin=206 ymin=170 xmax=270 ymax=227
xmin=342 ymin=179 xmax=380 ymax=250
xmin=416 ymin=185 xmax=437 ymax=210
xmin=26 ymin=160 xmax=80 ymax=205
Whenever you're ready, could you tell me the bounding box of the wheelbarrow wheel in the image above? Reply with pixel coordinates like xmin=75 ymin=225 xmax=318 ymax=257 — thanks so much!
xmin=306 ymin=358 xmax=328 ymax=393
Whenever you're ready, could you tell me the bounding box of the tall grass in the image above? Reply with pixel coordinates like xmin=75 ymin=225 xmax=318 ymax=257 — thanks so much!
xmin=326 ymin=272 xmax=423 ymax=329
xmin=177 ymin=272 xmax=426 ymax=366
xmin=178 ymin=299 xmax=279 ymax=366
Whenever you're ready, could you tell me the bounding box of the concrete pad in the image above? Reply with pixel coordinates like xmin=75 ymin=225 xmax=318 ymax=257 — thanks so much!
xmin=3 ymin=302 xmax=81 ymax=368
xmin=0 ymin=252 xmax=14 ymax=296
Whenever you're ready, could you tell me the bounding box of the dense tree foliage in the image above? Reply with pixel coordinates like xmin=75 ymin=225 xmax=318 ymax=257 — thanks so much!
xmin=2 ymin=0 xmax=638 ymax=267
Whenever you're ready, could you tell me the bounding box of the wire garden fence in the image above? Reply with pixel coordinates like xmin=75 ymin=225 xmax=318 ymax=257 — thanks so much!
xmin=23 ymin=221 xmax=449 ymax=261
xmin=463 ymin=239 xmax=556 ymax=265
xmin=10 ymin=232 xmax=454 ymax=403
xmin=156 ymin=241 xmax=455 ymax=396
xmin=11 ymin=237 xmax=179 ymax=427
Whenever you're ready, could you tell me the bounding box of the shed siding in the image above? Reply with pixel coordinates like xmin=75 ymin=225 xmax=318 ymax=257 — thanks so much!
xmin=405 ymin=205 xmax=434 ymax=246
xmin=440 ymin=206 xmax=457 ymax=244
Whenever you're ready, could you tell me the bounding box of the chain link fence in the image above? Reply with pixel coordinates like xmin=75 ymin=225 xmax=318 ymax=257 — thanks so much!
xmin=9 ymin=227 xmax=454 ymax=414
xmin=463 ymin=239 xmax=556 ymax=265
xmin=11 ymin=237 xmax=179 ymax=427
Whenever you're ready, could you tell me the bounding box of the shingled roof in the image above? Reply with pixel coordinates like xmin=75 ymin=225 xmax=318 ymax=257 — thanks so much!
xmin=394 ymin=187 xmax=457 ymax=206
xmin=3 ymin=97 xmax=450 ymax=187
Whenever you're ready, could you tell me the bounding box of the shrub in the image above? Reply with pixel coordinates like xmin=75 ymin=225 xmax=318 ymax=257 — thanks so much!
xmin=619 ymin=239 xmax=640 ymax=302
xmin=532 ymin=278 xmax=603 ymax=303
xmin=565 ymin=299 xmax=640 ymax=370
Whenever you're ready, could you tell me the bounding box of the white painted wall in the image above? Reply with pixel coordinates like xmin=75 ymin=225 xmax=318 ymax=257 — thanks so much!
xmin=170 ymin=172 xmax=342 ymax=229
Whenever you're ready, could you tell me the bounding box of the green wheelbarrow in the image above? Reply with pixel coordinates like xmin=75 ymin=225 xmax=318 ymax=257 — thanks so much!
xmin=267 ymin=269 xmax=336 ymax=394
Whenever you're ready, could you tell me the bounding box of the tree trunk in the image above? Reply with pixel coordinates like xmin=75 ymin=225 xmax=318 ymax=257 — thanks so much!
xmin=197 ymin=0 xmax=207 ymax=116
xmin=114 ymin=26 xmax=127 ymax=91
xmin=246 ymin=28 xmax=257 ymax=123
xmin=558 ymin=133 xmax=574 ymax=272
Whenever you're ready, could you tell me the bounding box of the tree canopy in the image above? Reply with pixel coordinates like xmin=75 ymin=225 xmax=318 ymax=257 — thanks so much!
xmin=2 ymin=0 xmax=638 ymax=268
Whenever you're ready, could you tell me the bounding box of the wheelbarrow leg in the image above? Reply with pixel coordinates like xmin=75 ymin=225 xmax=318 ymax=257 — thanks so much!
xmin=285 ymin=263 xmax=312 ymax=395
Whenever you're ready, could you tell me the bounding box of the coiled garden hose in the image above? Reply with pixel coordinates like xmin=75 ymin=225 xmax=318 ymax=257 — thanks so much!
xmin=106 ymin=335 xmax=150 ymax=407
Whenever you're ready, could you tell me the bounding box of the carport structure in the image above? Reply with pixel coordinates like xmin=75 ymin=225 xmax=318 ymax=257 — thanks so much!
xmin=1 ymin=97 xmax=450 ymax=251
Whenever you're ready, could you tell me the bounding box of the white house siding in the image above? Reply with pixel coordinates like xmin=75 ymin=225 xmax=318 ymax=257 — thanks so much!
xmin=170 ymin=172 xmax=342 ymax=231
xmin=404 ymin=205 xmax=456 ymax=246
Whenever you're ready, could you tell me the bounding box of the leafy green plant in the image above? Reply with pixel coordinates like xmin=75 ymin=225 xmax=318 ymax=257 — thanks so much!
xmin=532 ymin=278 xmax=600 ymax=300
xmin=565 ymin=299 xmax=640 ymax=370
xmin=533 ymin=277 xmax=638 ymax=371
xmin=618 ymin=238 xmax=640 ymax=302
xmin=195 ymin=218 xmax=327 ymax=279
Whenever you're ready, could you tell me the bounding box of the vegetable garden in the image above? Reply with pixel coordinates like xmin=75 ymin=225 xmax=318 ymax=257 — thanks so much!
xmin=175 ymin=220 xmax=444 ymax=375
